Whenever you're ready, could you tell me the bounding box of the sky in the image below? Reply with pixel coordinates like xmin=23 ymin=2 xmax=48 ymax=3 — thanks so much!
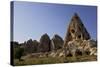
xmin=12 ymin=1 xmax=97 ymax=43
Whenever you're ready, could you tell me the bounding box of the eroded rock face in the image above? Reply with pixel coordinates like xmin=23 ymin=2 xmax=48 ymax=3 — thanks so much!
xmin=81 ymin=39 xmax=97 ymax=55
xmin=50 ymin=13 xmax=97 ymax=57
xmin=48 ymin=49 xmax=65 ymax=57
xmin=90 ymin=47 xmax=97 ymax=56
xmin=38 ymin=33 xmax=51 ymax=52
xmin=64 ymin=13 xmax=91 ymax=47
xmin=64 ymin=39 xmax=97 ymax=57
xmin=64 ymin=40 xmax=80 ymax=57
xmin=51 ymin=34 xmax=64 ymax=50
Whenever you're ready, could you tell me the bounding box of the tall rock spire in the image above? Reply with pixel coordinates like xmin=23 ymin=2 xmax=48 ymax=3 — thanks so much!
xmin=64 ymin=13 xmax=90 ymax=47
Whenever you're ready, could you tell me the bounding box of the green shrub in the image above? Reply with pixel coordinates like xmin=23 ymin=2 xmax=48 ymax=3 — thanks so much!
xmin=14 ymin=47 xmax=24 ymax=61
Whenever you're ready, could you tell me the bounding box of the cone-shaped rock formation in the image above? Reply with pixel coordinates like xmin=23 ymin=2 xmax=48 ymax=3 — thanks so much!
xmin=38 ymin=33 xmax=51 ymax=52
xmin=51 ymin=34 xmax=64 ymax=50
xmin=64 ymin=13 xmax=91 ymax=47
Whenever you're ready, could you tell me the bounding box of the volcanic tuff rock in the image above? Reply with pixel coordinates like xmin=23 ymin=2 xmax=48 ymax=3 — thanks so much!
xmin=64 ymin=39 xmax=97 ymax=57
xmin=63 ymin=13 xmax=97 ymax=57
xmin=51 ymin=34 xmax=64 ymax=50
xmin=38 ymin=33 xmax=51 ymax=52
xmin=64 ymin=13 xmax=91 ymax=47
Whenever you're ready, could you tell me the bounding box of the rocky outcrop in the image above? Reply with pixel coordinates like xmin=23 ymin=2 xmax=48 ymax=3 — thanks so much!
xmin=64 ymin=13 xmax=91 ymax=48
xmin=63 ymin=13 xmax=97 ymax=57
xmin=38 ymin=33 xmax=51 ymax=52
xmin=51 ymin=34 xmax=64 ymax=50
xmin=81 ymin=39 xmax=97 ymax=55
xmin=48 ymin=49 xmax=65 ymax=57
xmin=64 ymin=39 xmax=97 ymax=57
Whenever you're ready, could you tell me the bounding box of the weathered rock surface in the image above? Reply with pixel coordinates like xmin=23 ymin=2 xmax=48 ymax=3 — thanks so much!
xmin=63 ymin=13 xmax=97 ymax=57
xmin=38 ymin=33 xmax=51 ymax=52
xmin=51 ymin=34 xmax=64 ymax=50
xmin=48 ymin=49 xmax=65 ymax=57
xmin=64 ymin=13 xmax=91 ymax=48
xmin=64 ymin=39 xmax=97 ymax=57
xmin=81 ymin=39 xmax=97 ymax=55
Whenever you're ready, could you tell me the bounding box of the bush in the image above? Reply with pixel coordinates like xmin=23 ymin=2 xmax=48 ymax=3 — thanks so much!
xmin=14 ymin=47 xmax=24 ymax=61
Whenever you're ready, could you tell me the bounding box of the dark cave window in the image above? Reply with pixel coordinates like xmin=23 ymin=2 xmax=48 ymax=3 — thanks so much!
xmin=72 ymin=18 xmax=74 ymax=21
xmin=71 ymin=29 xmax=75 ymax=33
xmin=68 ymin=33 xmax=71 ymax=36
xmin=78 ymin=35 xmax=81 ymax=39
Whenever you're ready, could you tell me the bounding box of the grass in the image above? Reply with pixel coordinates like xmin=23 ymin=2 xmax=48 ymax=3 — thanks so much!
xmin=14 ymin=57 xmax=64 ymax=66
xmin=14 ymin=55 xmax=97 ymax=66
xmin=64 ymin=55 xmax=97 ymax=63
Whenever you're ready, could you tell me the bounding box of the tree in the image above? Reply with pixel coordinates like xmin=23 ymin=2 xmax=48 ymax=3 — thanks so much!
xmin=11 ymin=41 xmax=19 ymax=48
xmin=14 ymin=47 xmax=24 ymax=61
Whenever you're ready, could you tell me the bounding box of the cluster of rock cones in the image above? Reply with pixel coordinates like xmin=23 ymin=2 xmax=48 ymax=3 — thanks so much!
xmin=14 ymin=13 xmax=97 ymax=59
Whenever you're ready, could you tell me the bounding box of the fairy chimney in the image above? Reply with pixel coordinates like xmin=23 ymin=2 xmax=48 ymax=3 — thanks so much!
xmin=64 ymin=13 xmax=90 ymax=47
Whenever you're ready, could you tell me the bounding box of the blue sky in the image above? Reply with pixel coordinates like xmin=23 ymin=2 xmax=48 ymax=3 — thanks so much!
xmin=13 ymin=1 xmax=97 ymax=43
